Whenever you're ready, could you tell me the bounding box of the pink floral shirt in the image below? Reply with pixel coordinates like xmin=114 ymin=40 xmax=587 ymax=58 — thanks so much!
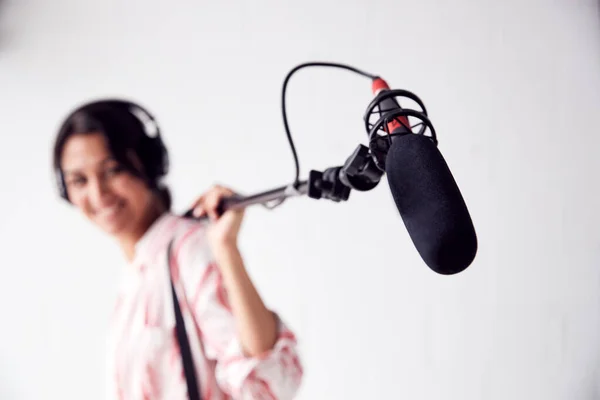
xmin=106 ymin=212 xmax=303 ymax=399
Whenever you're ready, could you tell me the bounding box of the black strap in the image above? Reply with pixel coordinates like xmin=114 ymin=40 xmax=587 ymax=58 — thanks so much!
xmin=167 ymin=240 xmax=202 ymax=400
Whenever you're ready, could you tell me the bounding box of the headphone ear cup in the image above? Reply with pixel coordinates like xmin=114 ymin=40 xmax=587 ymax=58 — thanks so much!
xmin=114 ymin=100 xmax=169 ymax=179
xmin=153 ymin=134 xmax=169 ymax=177
xmin=140 ymin=135 xmax=168 ymax=180
xmin=56 ymin=170 xmax=69 ymax=201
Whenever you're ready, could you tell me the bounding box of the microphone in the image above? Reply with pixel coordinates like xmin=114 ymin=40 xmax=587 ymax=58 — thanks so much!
xmin=185 ymin=62 xmax=477 ymax=275
xmin=366 ymin=78 xmax=477 ymax=275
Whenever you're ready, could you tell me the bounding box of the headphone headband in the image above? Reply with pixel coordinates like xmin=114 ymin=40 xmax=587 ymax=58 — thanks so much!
xmin=61 ymin=98 xmax=161 ymax=138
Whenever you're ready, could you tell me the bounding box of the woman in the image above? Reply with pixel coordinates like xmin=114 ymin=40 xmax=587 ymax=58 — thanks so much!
xmin=52 ymin=99 xmax=303 ymax=400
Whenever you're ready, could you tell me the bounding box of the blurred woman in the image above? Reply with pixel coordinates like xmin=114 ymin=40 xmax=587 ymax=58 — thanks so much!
xmin=52 ymin=99 xmax=303 ymax=400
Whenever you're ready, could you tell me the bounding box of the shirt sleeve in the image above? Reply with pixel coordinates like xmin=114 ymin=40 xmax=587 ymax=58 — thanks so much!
xmin=173 ymin=222 xmax=304 ymax=400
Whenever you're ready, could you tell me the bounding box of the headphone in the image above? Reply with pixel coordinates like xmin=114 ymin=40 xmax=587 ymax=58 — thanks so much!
xmin=55 ymin=99 xmax=169 ymax=202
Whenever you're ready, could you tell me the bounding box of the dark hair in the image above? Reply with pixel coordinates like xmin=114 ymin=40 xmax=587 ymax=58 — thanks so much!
xmin=53 ymin=100 xmax=172 ymax=210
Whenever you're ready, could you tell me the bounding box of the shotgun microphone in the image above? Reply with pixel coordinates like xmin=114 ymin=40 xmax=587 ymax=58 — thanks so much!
xmin=365 ymin=78 xmax=477 ymax=275
xmin=186 ymin=62 xmax=478 ymax=275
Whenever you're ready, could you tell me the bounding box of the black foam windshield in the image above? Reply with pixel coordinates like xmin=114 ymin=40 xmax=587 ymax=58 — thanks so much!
xmin=385 ymin=134 xmax=477 ymax=274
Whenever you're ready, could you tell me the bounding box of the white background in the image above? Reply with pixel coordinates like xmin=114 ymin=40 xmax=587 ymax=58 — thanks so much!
xmin=1 ymin=0 xmax=599 ymax=399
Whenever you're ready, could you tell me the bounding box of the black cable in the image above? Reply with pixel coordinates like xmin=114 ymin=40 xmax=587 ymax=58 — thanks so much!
xmin=281 ymin=62 xmax=378 ymax=187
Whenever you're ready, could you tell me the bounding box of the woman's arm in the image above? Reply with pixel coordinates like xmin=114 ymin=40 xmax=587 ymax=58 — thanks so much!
xmin=211 ymin=241 xmax=278 ymax=356
xmin=192 ymin=184 xmax=279 ymax=356
xmin=185 ymin=184 xmax=303 ymax=399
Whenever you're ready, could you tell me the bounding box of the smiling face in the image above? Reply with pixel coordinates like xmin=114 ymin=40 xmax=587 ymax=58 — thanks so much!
xmin=60 ymin=132 xmax=157 ymax=238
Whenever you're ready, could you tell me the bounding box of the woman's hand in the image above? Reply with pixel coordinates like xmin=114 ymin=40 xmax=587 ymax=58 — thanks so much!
xmin=191 ymin=184 xmax=245 ymax=250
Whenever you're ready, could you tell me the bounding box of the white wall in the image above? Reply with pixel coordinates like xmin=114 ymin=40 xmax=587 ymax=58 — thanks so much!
xmin=1 ymin=0 xmax=599 ymax=399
